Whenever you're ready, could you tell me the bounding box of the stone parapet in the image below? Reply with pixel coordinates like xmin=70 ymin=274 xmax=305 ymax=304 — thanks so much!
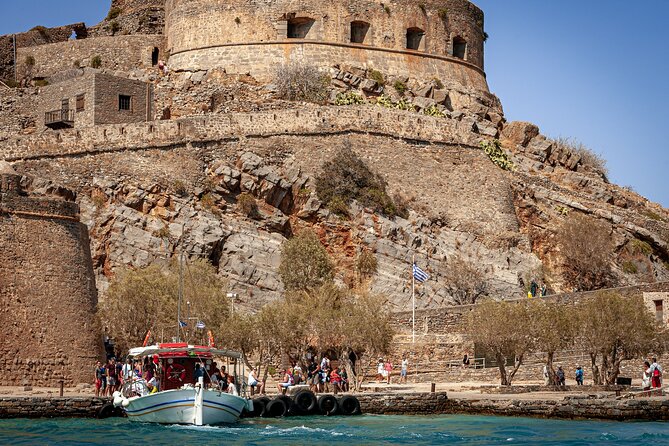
xmin=1 ymin=106 xmax=480 ymax=162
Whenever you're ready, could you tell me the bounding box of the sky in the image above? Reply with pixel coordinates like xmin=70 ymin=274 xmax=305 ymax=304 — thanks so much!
xmin=0 ymin=0 xmax=667 ymax=207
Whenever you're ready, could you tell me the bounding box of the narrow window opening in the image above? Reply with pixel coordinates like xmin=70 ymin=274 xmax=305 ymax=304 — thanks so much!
xmin=654 ymin=300 xmax=664 ymax=323
xmin=76 ymin=94 xmax=85 ymax=112
xmin=151 ymin=47 xmax=159 ymax=66
xmin=61 ymin=98 xmax=69 ymax=111
xmin=406 ymin=27 xmax=425 ymax=51
xmin=119 ymin=95 xmax=132 ymax=111
xmin=453 ymin=36 xmax=467 ymax=59
xmin=287 ymin=17 xmax=315 ymax=39
xmin=350 ymin=21 xmax=370 ymax=44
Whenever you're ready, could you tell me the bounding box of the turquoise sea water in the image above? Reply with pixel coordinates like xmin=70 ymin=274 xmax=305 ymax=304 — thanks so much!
xmin=0 ymin=415 xmax=667 ymax=445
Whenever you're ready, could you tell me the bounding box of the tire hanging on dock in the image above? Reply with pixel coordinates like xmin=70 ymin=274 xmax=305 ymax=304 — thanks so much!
xmin=338 ymin=395 xmax=361 ymax=415
xmin=265 ymin=398 xmax=288 ymax=418
xmin=254 ymin=397 xmax=270 ymax=417
xmin=292 ymin=390 xmax=317 ymax=414
xmin=317 ymin=394 xmax=339 ymax=416
xmin=97 ymin=402 xmax=116 ymax=419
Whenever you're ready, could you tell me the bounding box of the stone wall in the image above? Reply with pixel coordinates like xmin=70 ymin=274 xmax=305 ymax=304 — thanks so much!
xmin=0 ymin=24 xmax=87 ymax=82
xmin=358 ymin=392 xmax=669 ymax=420
xmin=0 ymin=105 xmax=480 ymax=161
xmin=0 ymin=397 xmax=106 ymax=418
xmin=387 ymin=282 xmax=669 ymax=383
xmin=165 ymin=0 xmax=486 ymax=86
xmin=16 ymin=35 xmax=164 ymax=79
xmin=33 ymin=71 xmax=153 ymax=128
xmin=91 ymin=0 xmax=165 ymax=36
xmin=0 ymin=166 xmax=103 ymax=387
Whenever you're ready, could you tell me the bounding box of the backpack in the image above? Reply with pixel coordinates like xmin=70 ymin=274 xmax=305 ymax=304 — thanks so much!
xmin=653 ymin=368 xmax=662 ymax=377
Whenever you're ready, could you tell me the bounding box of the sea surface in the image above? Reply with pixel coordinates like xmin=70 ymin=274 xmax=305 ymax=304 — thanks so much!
xmin=0 ymin=414 xmax=667 ymax=445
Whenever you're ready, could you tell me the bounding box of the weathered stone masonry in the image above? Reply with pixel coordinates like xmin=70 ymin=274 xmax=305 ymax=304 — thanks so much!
xmin=0 ymin=165 xmax=103 ymax=387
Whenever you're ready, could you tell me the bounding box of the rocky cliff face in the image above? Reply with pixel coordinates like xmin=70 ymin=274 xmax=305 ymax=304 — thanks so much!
xmin=5 ymin=60 xmax=669 ymax=312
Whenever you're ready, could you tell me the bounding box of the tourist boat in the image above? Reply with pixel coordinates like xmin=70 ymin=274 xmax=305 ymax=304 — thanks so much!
xmin=112 ymin=343 xmax=253 ymax=425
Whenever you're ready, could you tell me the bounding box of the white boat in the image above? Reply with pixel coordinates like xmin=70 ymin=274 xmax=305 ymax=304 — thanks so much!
xmin=113 ymin=343 xmax=253 ymax=426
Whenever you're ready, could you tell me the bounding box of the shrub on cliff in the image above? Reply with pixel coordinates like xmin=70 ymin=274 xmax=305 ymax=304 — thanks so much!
xmin=441 ymin=255 xmax=488 ymax=305
xmin=236 ymin=192 xmax=260 ymax=219
xmin=552 ymin=137 xmax=608 ymax=178
xmin=279 ymin=229 xmax=334 ymax=291
xmin=556 ymin=213 xmax=614 ymax=291
xmin=315 ymin=146 xmax=408 ymax=218
xmin=274 ymin=63 xmax=330 ymax=103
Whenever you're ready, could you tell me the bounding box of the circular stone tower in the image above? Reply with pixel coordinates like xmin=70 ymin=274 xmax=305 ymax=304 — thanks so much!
xmin=0 ymin=162 xmax=103 ymax=387
xmin=165 ymin=0 xmax=488 ymax=91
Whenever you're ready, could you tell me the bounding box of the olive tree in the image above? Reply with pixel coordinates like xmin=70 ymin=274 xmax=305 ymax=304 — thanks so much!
xmin=441 ymin=255 xmax=489 ymax=305
xmin=530 ymin=300 xmax=576 ymax=384
xmin=576 ymin=291 xmax=660 ymax=385
xmin=463 ymin=300 xmax=534 ymax=386
xmin=98 ymin=259 xmax=230 ymax=355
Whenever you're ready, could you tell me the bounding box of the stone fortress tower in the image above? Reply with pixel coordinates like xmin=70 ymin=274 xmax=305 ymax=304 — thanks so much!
xmin=0 ymin=162 xmax=103 ymax=386
xmin=165 ymin=0 xmax=488 ymax=90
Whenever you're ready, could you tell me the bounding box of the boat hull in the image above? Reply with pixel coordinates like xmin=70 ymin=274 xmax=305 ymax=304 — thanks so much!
xmin=124 ymin=389 xmax=246 ymax=425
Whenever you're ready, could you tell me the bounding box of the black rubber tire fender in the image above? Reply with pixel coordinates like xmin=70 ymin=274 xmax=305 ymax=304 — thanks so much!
xmin=98 ymin=402 xmax=115 ymax=419
xmin=317 ymin=394 xmax=339 ymax=416
xmin=265 ymin=398 xmax=288 ymax=418
xmin=293 ymin=389 xmax=317 ymax=414
xmin=254 ymin=397 xmax=270 ymax=417
xmin=338 ymin=395 xmax=361 ymax=415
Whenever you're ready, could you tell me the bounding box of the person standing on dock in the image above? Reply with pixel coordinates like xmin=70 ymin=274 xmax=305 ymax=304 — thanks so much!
xmin=384 ymin=360 xmax=393 ymax=384
xmin=400 ymin=356 xmax=409 ymax=384
xmin=649 ymin=358 xmax=663 ymax=392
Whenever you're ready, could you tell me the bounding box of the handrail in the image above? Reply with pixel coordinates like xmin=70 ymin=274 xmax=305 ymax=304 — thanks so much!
xmin=45 ymin=109 xmax=75 ymax=124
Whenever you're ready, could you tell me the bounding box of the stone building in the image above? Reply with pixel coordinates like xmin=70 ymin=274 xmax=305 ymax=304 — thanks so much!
xmin=165 ymin=0 xmax=488 ymax=88
xmin=0 ymin=162 xmax=103 ymax=386
xmin=38 ymin=70 xmax=153 ymax=129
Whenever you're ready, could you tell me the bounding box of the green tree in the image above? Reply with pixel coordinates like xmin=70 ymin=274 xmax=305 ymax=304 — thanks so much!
xmin=98 ymin=259 xmax=230 ymax=355
xmin=441 ymin=256 xmax=489 ymax=305
xmin=278 ymin=230 xmax=334 ymax=291
xmin=576 ymin=291 xmax=660 ymax=385
xmin=530 ymin=300 xmax=576 ymax=384
xmin=463 ymin=300 xmax=534 ymax=385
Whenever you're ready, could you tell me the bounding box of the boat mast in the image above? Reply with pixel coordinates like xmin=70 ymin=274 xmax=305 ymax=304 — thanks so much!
xmin=176 ymin=250 xmax=184 ymax=342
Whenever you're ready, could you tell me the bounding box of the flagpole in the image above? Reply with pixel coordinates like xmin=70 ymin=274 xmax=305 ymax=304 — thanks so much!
xmin=412 ymin=255 xmax=415 ymax=345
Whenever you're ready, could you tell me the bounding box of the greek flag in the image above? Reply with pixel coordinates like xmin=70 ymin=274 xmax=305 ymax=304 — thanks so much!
xmin=196 ymin=321 xmax=206 ymax=329
xmin=179 ymin=320 xmax=187 ymax=327
xmin=413 ymin=263 xmax=429 ymax=283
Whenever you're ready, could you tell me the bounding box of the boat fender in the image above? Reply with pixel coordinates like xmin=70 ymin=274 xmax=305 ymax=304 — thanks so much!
xmin=121 ymin=398 xmax=131 ymax=407
xmin=245 ymin=399 xmax=254 ymax=413
xmin=265 ymin=398 xmax=288 ymax=418
xmin=317 ymin=395 xmax=339 ymax=416
xmin=113 ymin=395 xmax=124 ymax=407
xmin=251 ymin=398 xmax=267 ymax=418
xmin=292 ymin=390 xmax=317 ymax=414
xmin=338 ymin=395 xmax=361 ymax=415
xmin=98 ymin=403 xmax=116 ymax=419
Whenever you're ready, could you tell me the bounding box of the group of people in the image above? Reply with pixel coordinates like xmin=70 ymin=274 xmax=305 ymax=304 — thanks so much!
xmin=273 ymin=356 xmax=352 ymax=395
xmin=95 ymin=356 xmax=161 ymax=397
xmin=205 ymin=361 xmax=239 ymax=396
xmin=376 ymin=356 xmax=409 ymax=384
xmin=528 ymin=278 xmax=548 ymax=298
xmin=642 ymin=357 xmax=664 ymax=393
xmin=541 ymin=365 xmax=579 ymax=386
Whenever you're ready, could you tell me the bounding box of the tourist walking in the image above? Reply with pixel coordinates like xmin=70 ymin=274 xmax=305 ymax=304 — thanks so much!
xmin=642 ymin=361 xmax=652 ymax=393
xmin=649 ymin=357 xmax=663 ymax=391
xmin=556 ymin=366 xmax=565 ymax=386
xmin=543 ymin=365 xmax=550 ymax=386
xmin=575 ymin=366 xmax=584 ymax=385
xmin=400 ymin=356 xmax=409 ymax=383
xmin=94 ymin=361 xmax=105 ymax=397
xmin=384 ymin=360 xmax=393 ymax=384
xmin=377 ymin=359 xmax=385 ymax=383
xmin=462 ymin=354 xmax=470 ymax=368
xmin=530 ymin=278 xmax=538 ymax=298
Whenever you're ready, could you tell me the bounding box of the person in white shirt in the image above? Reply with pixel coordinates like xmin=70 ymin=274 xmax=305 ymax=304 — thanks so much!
xmin=400 ymin=357 xmax=409 ymax=384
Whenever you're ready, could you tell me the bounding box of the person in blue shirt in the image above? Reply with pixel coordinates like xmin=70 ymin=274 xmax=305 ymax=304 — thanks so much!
xmin=575 ymin=366 xmax=584 ymax=385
